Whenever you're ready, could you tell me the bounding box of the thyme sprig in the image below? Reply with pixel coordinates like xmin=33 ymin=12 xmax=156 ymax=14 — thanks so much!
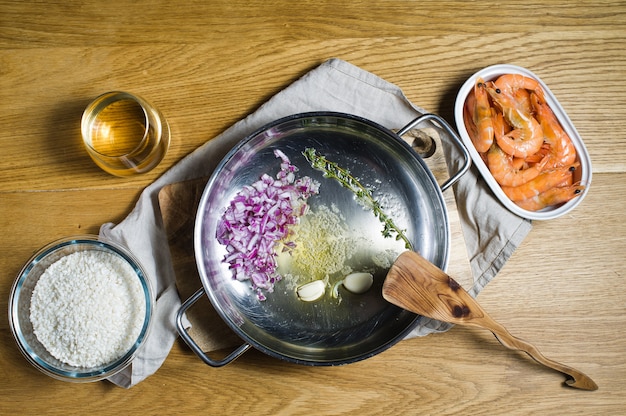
xmin=303 ymin=147 xmax=412 ymax=250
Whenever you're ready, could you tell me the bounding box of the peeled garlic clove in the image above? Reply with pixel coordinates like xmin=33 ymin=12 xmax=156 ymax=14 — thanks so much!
xmin=297 ymin=280 xmax=325 ymax=302
xmin=343 ymin=272 xmax=373 ymax=294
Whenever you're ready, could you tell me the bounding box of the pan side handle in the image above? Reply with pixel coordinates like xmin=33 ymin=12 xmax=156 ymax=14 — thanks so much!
xmin=397 ymin=113 xmax=471 ymax=192
xmin=176 ymin=287 xmax=251 ymax=367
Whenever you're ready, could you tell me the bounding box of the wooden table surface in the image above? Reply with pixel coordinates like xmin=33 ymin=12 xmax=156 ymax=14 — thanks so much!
xmin=1 ymin=1 xmax=625 ymax=414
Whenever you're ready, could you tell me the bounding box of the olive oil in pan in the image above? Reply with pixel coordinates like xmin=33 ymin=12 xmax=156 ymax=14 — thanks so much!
xmin=279 ymin=203 xmax=405 ymax=307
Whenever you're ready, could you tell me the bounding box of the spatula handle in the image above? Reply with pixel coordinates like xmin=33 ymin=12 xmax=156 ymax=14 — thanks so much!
xmin=474 ymin=315 xmax=598 ymax=391
xmin=384 ymin=251 xmax=597 ymax=390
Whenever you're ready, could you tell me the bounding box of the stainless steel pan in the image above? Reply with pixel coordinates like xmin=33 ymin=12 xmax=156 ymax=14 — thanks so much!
xmin=176 ymin=112 xmax=470 ymax=366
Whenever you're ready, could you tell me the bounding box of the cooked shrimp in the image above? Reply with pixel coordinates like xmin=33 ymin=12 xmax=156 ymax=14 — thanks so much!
xmin=501 ymin=163 xmax=580 ymax=202
xmin=487 ymin=84 xmax=544 ymax=158
xmin=525 ymin=142 xmax=550 ymax=164
xmin=555 ymin=171 xmax=574 ymax=187
xmin=514 ymin=88 xmax=532 ymax=115
xmin=493 ymin=112 xmax=526 ymax=169
xmin=515 ymin=184 xmax=585 ymax=211
xmin=488 ymin=143 xmax=548 ymax=187
xmin=463 ymin=89 xmax=480 ymax=147
xmin=494 ymin=73 xmax=546 ymax=103
xmin=487 ymin=113 xmax=548 ymax=186
xmin=467 ymin=78 xmax=494 ymax=153
xmin=495 ymin=113 xmax=527 ymax=170
xmin=531 ymin=93 xmax=577 ymax=168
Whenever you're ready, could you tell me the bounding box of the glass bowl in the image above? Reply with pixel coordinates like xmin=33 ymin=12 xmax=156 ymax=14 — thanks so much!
xmin=8 ymin=235 xmax=153 ymax=382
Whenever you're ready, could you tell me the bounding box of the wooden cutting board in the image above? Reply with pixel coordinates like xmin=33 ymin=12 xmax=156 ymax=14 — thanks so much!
xmin=159 ymin=128 xmax=473 ymax=353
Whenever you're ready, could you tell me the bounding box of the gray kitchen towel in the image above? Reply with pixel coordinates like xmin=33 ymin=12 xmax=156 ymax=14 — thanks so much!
xmin=100 ymin=58 xmax=532 ymax=388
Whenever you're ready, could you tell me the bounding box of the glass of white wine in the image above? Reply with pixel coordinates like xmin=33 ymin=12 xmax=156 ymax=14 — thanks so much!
xmin=81 ymin=91 xmax=170 ymax=176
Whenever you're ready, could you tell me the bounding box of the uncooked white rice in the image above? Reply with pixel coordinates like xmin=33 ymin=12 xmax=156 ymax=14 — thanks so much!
xmin=29 ymin=250 xmax=146 ymax=368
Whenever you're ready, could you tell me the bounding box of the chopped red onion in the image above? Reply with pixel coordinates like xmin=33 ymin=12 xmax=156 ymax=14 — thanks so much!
xmin=216 ymin=150 xmax=319 ymax=300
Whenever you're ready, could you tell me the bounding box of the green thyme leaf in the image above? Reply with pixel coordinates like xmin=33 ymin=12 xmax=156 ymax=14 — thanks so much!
xmin=303 ymin=148 xmax=412 ymax=250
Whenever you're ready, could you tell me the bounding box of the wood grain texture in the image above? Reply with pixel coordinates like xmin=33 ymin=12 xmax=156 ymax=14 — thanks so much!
xmin=1 ymin=1 xmax=625 ymax=414
xmin=384 ymin=251 xmax=598 ymax=390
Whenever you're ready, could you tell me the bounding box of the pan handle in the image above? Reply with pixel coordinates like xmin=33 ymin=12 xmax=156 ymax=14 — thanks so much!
xmin=176 ymin=287 xmax=251 ymax=367
xmin=397 ymin=113 xmax=471 ymax=192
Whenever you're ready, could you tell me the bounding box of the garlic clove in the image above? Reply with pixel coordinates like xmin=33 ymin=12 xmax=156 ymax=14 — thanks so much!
xmin=296 ymin=280 xmax=326 ymax=302
xmin=343 ymin=272 xmax=374 ymax=294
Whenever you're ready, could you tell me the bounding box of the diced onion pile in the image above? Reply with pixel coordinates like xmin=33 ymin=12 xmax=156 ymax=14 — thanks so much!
xmin=216 ymin=150 xmax=319 ymax=300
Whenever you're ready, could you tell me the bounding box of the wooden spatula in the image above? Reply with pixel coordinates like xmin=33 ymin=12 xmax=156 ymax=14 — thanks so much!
xmin=383 ymin=250 xmax=598 ymax=391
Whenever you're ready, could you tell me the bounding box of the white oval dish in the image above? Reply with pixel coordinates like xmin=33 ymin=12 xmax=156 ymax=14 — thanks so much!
xmin=454 ymin=64 xmax=592 ymax=220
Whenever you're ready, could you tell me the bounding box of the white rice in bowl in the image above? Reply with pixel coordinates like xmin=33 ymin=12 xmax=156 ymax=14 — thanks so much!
xmin=29 ymin=250 xmax=146 ymax=368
